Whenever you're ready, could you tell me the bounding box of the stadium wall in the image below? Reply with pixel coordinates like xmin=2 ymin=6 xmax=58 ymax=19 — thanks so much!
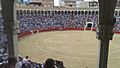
xmin=18 ymin=27 xmax=120 ymax=39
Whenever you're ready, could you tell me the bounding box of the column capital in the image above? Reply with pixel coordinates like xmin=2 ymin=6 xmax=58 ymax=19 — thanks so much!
xmin=96 ymin=24 xmax=114 ymax=40
xmin=3 ymin=21 xmax=19 ymax=34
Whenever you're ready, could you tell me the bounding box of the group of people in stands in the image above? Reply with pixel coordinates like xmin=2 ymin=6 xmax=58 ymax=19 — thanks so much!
xmin=0 ymin=16 xmax=8 ymax=64
xmin=0 ymin=56 xmax=65 ymax=68
xmin=0 ymin=10 xmax=120 ymax=67
xmin=17 ymin=11 xmax=98 ymax=33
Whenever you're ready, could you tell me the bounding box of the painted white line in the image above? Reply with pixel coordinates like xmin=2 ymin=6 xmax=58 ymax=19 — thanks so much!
xmin=35 ymin=37 xmax=97 ymax=61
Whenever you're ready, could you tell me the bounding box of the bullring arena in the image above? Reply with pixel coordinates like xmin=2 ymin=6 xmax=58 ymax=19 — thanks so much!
xmin=18 ymin=29 xmax=120 ymax=68
xmin=1 ymin=0 xmax=120 ymax=68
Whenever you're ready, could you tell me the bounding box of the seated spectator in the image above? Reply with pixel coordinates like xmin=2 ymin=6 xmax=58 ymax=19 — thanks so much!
xmin=16 ymin=56 xmax=23 ymax=68
xmin=23 ymin=56 xmax=29 ymax=64
xmin=44 ymin=58 xmax=55 ymax=68
xmin=21 ymin=63 xmax=27 ymax=68
xmin=55 ymin=60 xmax=65 ymax=68
xmin=0 ymin=56 xmax=17 ymax=68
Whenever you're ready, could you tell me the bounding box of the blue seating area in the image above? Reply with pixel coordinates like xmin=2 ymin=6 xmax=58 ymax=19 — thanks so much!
xmin=17 ymin=12 xmax=98 ymax=33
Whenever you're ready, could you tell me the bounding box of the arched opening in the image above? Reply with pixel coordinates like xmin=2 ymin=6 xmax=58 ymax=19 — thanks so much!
xmin=87 ymin=23 xmax=92 ymax=28
xmin=27 ymin=10 xmax=30 ymax=15
xmin=58 ymin=11 xmax=60 ymax=15
xmin=81 ymin=11 xmax=84 ymax=15
xmin=92 ymin=11 xmax=95 ymax=15
xmin=34 ymin=10 xmax=37 ymax=15
xmin=78 ymin=11 xmax=80 ymax=15
xmin=85 ymin=11 xmax=88 ymax=15
xmin=48 ymin=11 xmax=50 ymax=15
xmin=23 ymin=10 xmax=26 ymax=15
xmin=38 ymin=10 xmax=40 ymax=14
xmin=84 ymin=21 xmax=94 ymax=31
xmin=89 ymin=11 xmax=91 ymax=15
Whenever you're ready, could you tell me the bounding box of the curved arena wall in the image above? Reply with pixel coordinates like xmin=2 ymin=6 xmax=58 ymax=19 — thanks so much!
xmin=18 ymin=27 xmax=120 ymax=39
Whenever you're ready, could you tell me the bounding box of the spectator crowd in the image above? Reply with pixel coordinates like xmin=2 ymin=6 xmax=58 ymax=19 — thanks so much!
xmin=0 ymin=56 xmax=65 ymax=68
xmin=0 ymin=10 xmax=120 ymax=67
xmin=17 ymin=11 xmax=98 ymax=33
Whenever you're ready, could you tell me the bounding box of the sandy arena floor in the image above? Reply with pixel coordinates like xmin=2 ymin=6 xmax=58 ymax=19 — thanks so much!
xmin=18 ymin=30 xmax=120 ymax=68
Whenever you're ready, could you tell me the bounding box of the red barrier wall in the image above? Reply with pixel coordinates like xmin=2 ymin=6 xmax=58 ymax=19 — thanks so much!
xmin=18 ymin=27 xmax=120 ymax=39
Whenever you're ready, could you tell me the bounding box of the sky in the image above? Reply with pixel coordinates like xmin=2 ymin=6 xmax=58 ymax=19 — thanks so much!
xmin=84 ymin=0 xmax=98 ymax=1
xmin=54 ymin=0 xmax=60 ymax=6
xmin=54 ymin=0 xmax=98 ymax=6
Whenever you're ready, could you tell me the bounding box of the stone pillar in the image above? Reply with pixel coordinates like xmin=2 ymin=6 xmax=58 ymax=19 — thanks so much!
xmin=1 ymin=0 xmax=18 ymax=57
xmin=96 ymin=25 xmax=114 ymax=68
xmin=97 ymin=0 xmax=117 ymax=68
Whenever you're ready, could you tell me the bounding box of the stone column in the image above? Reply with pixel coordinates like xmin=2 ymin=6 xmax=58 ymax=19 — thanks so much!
xmin=97 ymin=0 xmax=117 ymax=68
xmin=1 ymin=0 xmax=18 ymax=57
